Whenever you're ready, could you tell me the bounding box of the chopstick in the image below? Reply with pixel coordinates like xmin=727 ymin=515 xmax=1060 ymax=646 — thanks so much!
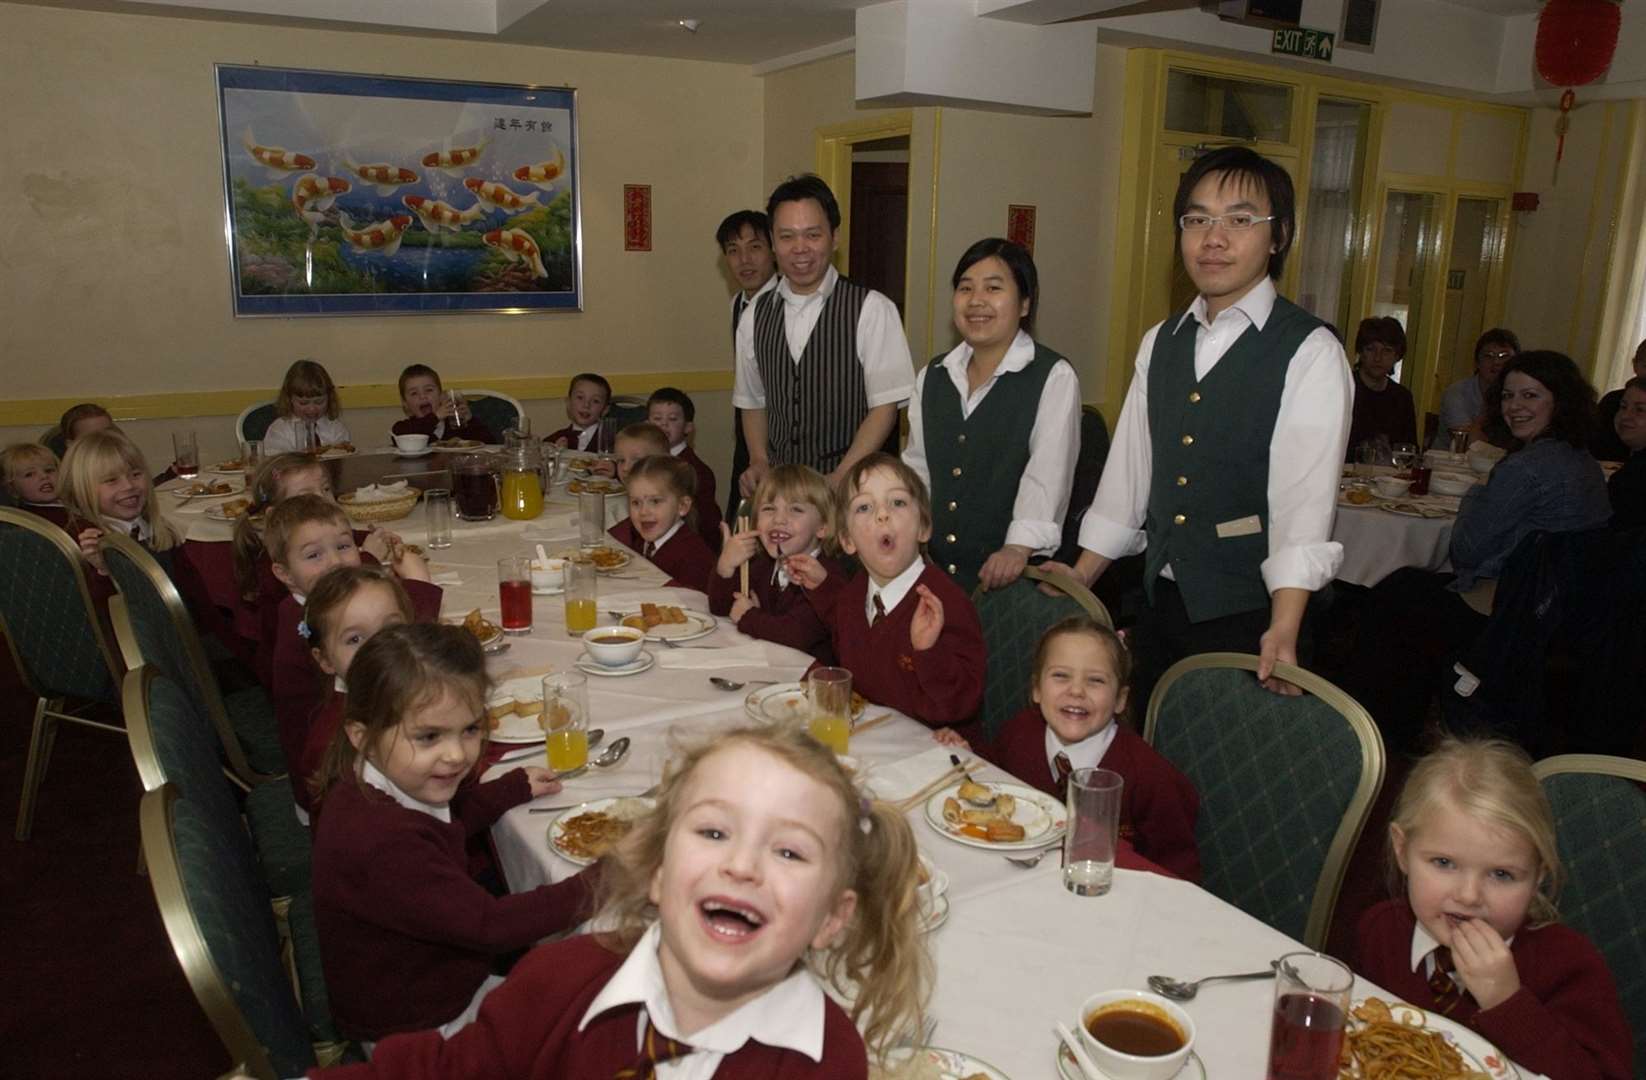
xmin=892 ymin=758 xmax=977 ymax=813
xmin=852 ymin=712 xmax=894 ymax=737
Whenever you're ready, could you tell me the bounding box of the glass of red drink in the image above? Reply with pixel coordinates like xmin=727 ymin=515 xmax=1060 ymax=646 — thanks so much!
xmin=498 ymin=556 xmax=533 ymax=635
xmin=1266 ymin=951 xmax=1352 ymax=1080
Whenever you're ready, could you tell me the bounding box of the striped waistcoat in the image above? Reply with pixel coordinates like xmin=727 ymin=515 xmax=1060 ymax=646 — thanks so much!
xmin=753 ymin=277 xmax=871 ymax=474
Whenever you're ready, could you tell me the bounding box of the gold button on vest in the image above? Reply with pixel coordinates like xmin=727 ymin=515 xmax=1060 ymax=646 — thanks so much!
xmin=947 ymin=501 xmax=958 ymax=512
xmin=957 ymin=434 xmax=967 ymax=444
xmin=947 ymin=564 xmax=958 ymax=574
xmin=1176 ymin=475 xmax=1188 ymax=487
xmin=1188 ymin=391 xmax=1202 ymax=403
xmin=945 ymin=533 xmax=957 ymax=544
xmin=1181 ymin=434 xmax=1195 ymax=446
xmin=951 ymin=467 xmax=962 ymax=477
xmin=1173 ymin=513 xmax=1187 ymax=525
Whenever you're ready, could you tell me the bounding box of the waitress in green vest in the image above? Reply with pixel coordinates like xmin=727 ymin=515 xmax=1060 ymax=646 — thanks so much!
xmin=904 ymin=238 xmax=1081 ymax=593
xmin=1045 ymin=147 xmax=1352 ymax=700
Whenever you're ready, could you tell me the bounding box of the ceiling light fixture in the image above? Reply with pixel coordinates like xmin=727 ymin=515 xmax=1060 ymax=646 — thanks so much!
xmin=678 ymin=18 xmax=700 ymax=32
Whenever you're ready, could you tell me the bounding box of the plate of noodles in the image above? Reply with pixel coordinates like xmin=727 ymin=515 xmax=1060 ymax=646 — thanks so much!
xmin=1339 ymin=997 xmax=1517 ymax=1079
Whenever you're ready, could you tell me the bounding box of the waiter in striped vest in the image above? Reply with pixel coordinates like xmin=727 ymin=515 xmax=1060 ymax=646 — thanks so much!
xmin=733 ymin=174 xmax=915 ymax=495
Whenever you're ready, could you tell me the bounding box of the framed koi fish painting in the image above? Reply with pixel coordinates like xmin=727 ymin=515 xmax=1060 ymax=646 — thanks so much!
xmin=215 ymin=65 xmax=581 ymax=316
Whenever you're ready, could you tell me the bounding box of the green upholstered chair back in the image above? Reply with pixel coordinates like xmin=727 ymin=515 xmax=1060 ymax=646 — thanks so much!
xmin=236 ymin=402 xmax=277 ymax=444
xmin=457 ymin=388 xmax=524 ymax=437
xmin=141 ymin=784 xmax=317 ymax=1079
xmin=1534 ymin=755 xmax=1646 ymax=1077
xmin=971 ymin=565 xmax=1111 ymax=743
xmin=1144 ymin=653 xmax=1385 ymax=950
xmin=124 ymin=667 xmax=242 ymax=825
xmin=0 ymin=508 xmax=120 ymax=703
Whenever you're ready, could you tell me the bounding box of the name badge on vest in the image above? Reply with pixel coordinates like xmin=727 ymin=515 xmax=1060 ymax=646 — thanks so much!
xmin=1215 ymin=514 xmax=1262 ymax=539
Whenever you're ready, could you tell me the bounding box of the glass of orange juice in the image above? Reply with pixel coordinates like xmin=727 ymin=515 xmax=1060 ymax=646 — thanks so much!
xmin=806 ymin=667 xmax=852 ymax=755
xmin=540 ymin=671 xmax=589 ymax=773
xmin=563 ymin=556 xmax=598 ymax=635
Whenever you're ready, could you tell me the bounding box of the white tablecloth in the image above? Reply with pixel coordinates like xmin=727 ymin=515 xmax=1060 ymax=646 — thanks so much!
xmin=1332 ymin=502 xmax=1455 ymax=587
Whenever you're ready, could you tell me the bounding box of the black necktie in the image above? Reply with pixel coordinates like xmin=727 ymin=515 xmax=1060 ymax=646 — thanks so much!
xmin=871 ymin=594 xmax=886 ymax=626
xmin=614 ymin=1018 xmax=692 ymax=1079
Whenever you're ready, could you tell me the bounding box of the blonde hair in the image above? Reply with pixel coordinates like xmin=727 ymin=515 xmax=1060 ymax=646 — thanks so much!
xmin=753 ymin=465 xmax=840 ymax=555
xmin=615 ymin=422 xmax=670 ymax=457
xmin=1 ymin=443 xmax=57 ymax=489
xmin=233 ymin=453 xmax=331 ymax=601
xmin=58 ymin=430 xmax=179 ymax=551
xmin=275 ymin=359 xmax=341 ymax=420
xmin=837 ymin=452 xmax=933 ymax=535
xmin=1388 ymin=737 xmax=1562 ymax=927
xmin=263 ymin=493 xmax=351 ymax=568
xmin=593 ymin=725 xmax=930 ymax=1057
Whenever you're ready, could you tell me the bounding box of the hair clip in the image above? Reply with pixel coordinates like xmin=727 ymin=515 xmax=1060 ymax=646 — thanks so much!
xmin=297 ymin=619 xmax=313 ymax=640
xmin=858 ymin=795 xmax=873 ymax=833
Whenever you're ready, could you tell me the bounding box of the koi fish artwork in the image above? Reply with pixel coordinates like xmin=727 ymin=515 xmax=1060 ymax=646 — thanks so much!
xmin=291 ymin=173 xmax=352 ymax=236
xmin=482 ymin=227 xmax=547 ymax=280
xmin=401 ymin=195 xmax=485 ymax=234
xmin=242 ymin=128 xmax=316 ymax=175
xmin=461 ymin=178 xmax=542 ymax=214
xmin=338 ymin=213 xmax=412 ymax=256
xmin=512 ymin=148 xmax=567 ymax=191
xmin=422 ymin=141 xmax=487 ymax=176
xmin=340 ymin=159 xmax=420 ymax=196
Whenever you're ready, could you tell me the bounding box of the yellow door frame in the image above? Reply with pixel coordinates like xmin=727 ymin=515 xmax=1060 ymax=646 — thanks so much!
xmin=814 ymin=113 xmax=915 ymax=279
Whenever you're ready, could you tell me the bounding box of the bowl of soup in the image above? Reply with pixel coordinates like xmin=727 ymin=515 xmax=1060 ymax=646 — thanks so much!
xmin=392 ymin=433 xmax=430 ymax=452
xmin=1078 ymin=990 xmax=1194 ymax=1080
xmin=582 ymin=625 xmax=645 ymax=667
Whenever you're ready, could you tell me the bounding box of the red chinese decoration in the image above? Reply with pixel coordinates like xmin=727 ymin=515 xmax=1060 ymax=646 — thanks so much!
xmin=1535 ymin=0 xmax=1622 ymax=166
xmin=623 ymin=184 xmax=652 ymax=252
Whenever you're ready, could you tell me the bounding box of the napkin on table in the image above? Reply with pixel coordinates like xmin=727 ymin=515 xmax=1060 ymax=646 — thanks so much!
xmin=654 ymin=642 xmax=786 ymax=670
xmin=864 ymin=745 xmax=962 ymax=803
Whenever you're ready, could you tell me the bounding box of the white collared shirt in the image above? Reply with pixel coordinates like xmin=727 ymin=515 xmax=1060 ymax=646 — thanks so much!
xmin=578 ymin=923 xmax=826 ymax=1079
xmin=261 ymin=415 xmax=352 ymax=455
xmin=644 ymin=520 xmax=685 ymax=555
xmin=904 ymin=329 xmax=1082 ymax=554
xmin=1408 ymin=920 xmax=1514 ymax=997
xmin=360 ymin=760 xmax=451 ymax=823
xmin=773 ymin=543 xmax=821 ymax=589
xmin=568 ymin=424 xmax=597 ymax=452
xmin=1043 ymin=721 xmax=1120 ymax=778
xmin=1077 ymin=277 xmax=1352 ymax=593
xmin=105 ymin=515 xmax=150 ymax=544
xmin=732 ymin=265 xmax=915 ymax=412
xmin=865 ymin=557 xmax=925 ymax=625
xmin=669 ymin=441 xmax=688 ymax=456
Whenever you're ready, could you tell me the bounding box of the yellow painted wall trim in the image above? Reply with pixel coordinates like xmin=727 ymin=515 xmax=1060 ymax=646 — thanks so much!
xmin=1103 ymin=48 xmax=1161 ymax=427
xmin=0 ymin=371 xmax=737 ymax=427
xmin=923 ymin=108 xmax=944 ymax=363
xmin=815 ymin=111 xmax=916 ymax=276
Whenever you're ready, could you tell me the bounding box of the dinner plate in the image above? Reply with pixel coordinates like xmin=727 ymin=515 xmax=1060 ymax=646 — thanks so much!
xmin=575 ymin=651 xmax=656 ymax=677
xmin=210 ymin=462 xmax=246 ymax=475
xmin=430 ymin=439 xmax=490 ymax=452
xmin=743 ymin=683 xmax=867 ymax=724
xmin=1056 ymin=1042 xmax=1206 ymax=1080
xmin=204 ymin=503 xmax=255 ymax=522
xmin=1377 ymin=501 xmax=1453 ymax=519
xmin=389 ymin=446 xmax=435 ymax=458
xmin=317 ymin=446 xmax=355 ymax=459
xmin=486 ymin=703 xmax=547 ymax=744
xmin=923 ymin=781 xmax=1066 ymax=853
xmin=548 ymin=797 xmax=656 ymax=867
xmin=1352 ymin=1001 xmax=1519 ymax=1079
xmin=587 ymin=548 xmax=632 ymax=573
xmin=610 ymin=609 xmax=716 ymax=642
xmin=168 ymin=479 xmax=245 ymax=499
xmin=880 ymin=1047 xmax=1009 ymax=1080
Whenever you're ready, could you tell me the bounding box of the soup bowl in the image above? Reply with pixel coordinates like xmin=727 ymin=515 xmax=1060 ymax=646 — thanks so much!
xmin=392 ymin=433 xmax=430 ymax=452
xmin=1078 ymin=989 xmax=1195 ymax=1080
xmin=582 ymin=625 xmax=645 ymax=667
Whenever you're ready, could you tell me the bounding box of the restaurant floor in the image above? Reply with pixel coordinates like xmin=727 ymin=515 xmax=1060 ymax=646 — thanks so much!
xmin=0 ymin=647 xmax=1406 ymax=1079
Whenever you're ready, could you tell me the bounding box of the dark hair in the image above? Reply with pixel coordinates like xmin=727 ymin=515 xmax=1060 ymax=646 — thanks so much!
xmin=58 ymin=403 xmax=114 ymax=441
xmin=569 ymin=373 xmax=612 ymax=401
xmin=1474 ymin=328 xmax=1520 ymax=363
xmin=647 ymin=387 xmax=695 ymax=423
xmin=716 ymin=210 xmax=771 ymax=249
xmin=1172 ymin=146 xmax=1296 ymax=280
xmin=1626 ymin=375 xmax=1646 ymax=395
xmin=302 ymin=565 xmax=414 ymax=655
xmin=397 ymin=363 xmax=440 ymax=399
xmin=766 ymin=174 xmax=840 ymax=232
xmin=1353 ymin=316 xmax=1406 ymax=358
xmin=1482 ymin=350 xmax=1597 ymax=451
xmin=952 ymin=238 xmax=1039 ymax=333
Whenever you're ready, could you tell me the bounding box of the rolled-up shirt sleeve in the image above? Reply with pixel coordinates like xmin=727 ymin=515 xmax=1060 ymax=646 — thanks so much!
xmin=1078 ymin=326 xmax=1160 ymax=560
xmin=902 ymin=365 xmax=932 ymax=488
xmin=732 ymin=302 xmax=766 ymax=410
xmin=1004 ymin=359 xmax=1082 ymax=553
xmin=858 ymin=292 xmax=916 ymax=408
xmin=1259 ymin=326 xmax=1353 ymax=593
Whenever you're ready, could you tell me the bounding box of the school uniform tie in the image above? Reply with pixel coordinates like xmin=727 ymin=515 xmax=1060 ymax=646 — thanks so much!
xmin=871 ymin=594 xmax=887 ymax=626
xmin=1427 ymin=946 xmax=1469 ymax=1016
xmin=614 ymin=1018 xmax=692 ymax=1079
xmin=1054 ymin=752 xmax=1073 ymax=799
xmin=643 ymin=541 xmax=657 ymax=560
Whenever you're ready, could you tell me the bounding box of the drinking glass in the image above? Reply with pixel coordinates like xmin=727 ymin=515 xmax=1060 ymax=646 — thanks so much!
xmin=498 ymin=556 xmax=533 ymax=635
xmin=240 ymin=439 xmax=262 ymax=487
xmin=1354 ymin=441 xmax=1378 ymax=478
xmin=172 ymin=431 xmax=199 ymax=479
xmin=446 ymin=390 xmax=469 ymax=432
xmin=806 ymin=667 xmax=852 ymax=754
xmin=1265 ymin=951 xmax=1353 ymax=1080
xmin=540 ymin=671 xmax=589 ymax=773
xmin=1448 ymin=427 xmax=1471 ymax=454
xmin=1390 ymin=442 xmax=1418 ymax=473
xmin=424 ymin=488 xmax=453 ymax=549
xmin=1063 ymin=768 xmax=1123 ymax=896
xmin=578 ymin=488 xmax=607 ymax=549
xmin=563 ymin=557 xmax=598 ymax=635
xmin=299 ymin=420 xmax=320 ymax=454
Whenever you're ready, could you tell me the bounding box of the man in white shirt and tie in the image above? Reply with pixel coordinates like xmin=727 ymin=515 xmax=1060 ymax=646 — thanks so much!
xmin=717 ymin=209 xmax=777 ymax=525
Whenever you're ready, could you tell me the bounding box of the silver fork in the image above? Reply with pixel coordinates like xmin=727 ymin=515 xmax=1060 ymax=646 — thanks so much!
xmin=1004 ymin=848 xmax=1053 ymax=869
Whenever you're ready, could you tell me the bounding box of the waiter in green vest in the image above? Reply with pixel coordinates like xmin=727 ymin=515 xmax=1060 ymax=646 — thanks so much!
xmin=1046 ymin=147 xmax=1352 ymax=698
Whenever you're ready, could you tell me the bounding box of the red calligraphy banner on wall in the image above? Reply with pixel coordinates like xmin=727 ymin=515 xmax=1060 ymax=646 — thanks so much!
xmin=624 ymin=184 xmax=652 ymax=251
xmin=1006 ymin=204 xmax=1036 ymax=256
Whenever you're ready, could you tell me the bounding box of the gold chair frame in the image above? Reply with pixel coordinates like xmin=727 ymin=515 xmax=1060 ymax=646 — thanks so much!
xmin=1018 ymin=564 xmax=1114 ymax=628
xmin=99 ymin=531 xmax=274 ymax=789
xmin=1144 ymin=652 xmax=1386 ymax=951
xmin=1533 ymin=753 xmax=1646 ymax=786
xmin=0 ymin=507 xmax=126 ymax=840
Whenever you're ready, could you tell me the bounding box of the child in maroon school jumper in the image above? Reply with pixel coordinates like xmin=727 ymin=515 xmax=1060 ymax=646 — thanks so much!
xmin=309 ymin=623 xmax=597 ymax=1044
xmin=648 ymin=387 xmax=724 ymax=552
xmin=312 ymin=723 xmax=930 ymax=1079
xmin=607 ymin=455 xmax=715 ymax=592
xmin=788 ymin=453 xmax=984 ymax=732
xmin=1 ymin=443 xmax=69 ymax=529
xmin=391 ymin=364 xmax=497 ymax=445
xmin=545 ymin=371 xmax=611 ymax=452
xmin=707 ymin=464 xmax=841 ymax=664
xmin=1354 ymin=738 xmax=1630 ymax=1080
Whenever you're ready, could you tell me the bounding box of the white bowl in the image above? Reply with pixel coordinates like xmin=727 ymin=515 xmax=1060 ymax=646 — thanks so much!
xmin=1078 ymin=990 xmax=1195 ymax=1080
xmin=582 ymin=625 xmax=645 ymax=667
xmin=1429 ymin=471 xmax=1475 ymax=497
xmin=531 ymin=557 xmax=566 ymax=591
xmin=392 ymin=433 xmax=430 ymax=452
xmin=916 ymin=854 xmax=949 ymax=917
xmin=1372 ymin=476 xmax=1412 ymax=498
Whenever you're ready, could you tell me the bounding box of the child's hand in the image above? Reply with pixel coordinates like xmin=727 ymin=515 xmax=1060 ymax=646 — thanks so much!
xmin=716 ymin=522 xmax=760 ymax=578
xmin=784 ymin=552 xmax=829 ymax=590
xmin=729 ymin=591 xmax=760 ymax=622
xmin=552 ymin=435 xmax=569 ymax=449
xmin=392 ymin=545 xmax=432 ymax=583
xmin=909 ymin=583 xmax=945 ymax=651
xmin=360 ymin=528 xmax=392 ymax=563
xmin=77 ymin=526 xmax=109 ymax=575
xmin=931 ymin=727 xmax=970 ymax=750
xmin=521 ymin=767 xmax=563 ymax=799
xmin=1450 ymin=917 xmax=1520 ymax=1010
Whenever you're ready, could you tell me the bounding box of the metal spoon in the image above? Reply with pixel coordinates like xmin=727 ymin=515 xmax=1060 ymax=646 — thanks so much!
xmin=709 ymin=677 xmax=777 ymax=692
xmin=1147 ymin=961 xmax=1278 ymax=1001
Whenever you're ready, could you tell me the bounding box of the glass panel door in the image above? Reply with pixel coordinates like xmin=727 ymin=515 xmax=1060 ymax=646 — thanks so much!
xmin=1294 ymin=99 xmax=1371 ymax=332
xmin=1372 ymin=190 xmax=1443 ymax=388
xmin=1436 ymin=197 xmax=1504 ymax=398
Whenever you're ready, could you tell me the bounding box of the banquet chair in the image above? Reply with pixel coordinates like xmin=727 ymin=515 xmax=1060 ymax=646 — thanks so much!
xmin=0 ymin=508 xmax=125 ymax=840
xmin=236 ymin=400 xmax=278 ymax=444
xmin=1533 ymin=754 xmax=1646 ymax=1076
xmin=1144 ymin=653 xmax=1384 ymax=951
xmin=607 ymin=393 xmax=649 ymax=430
xmin=972 ymin=565 xmax=1111 ymax=743
xmin=457 ymin=387 xmax=524 ymax=436
xmin=141 ymin=783 xmax=347 ymax=1080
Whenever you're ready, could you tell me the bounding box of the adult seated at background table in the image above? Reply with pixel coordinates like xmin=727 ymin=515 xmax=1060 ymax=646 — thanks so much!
xmin=1344 ymin=315 xmax=1417 ymax=462
xmin=1606 ymin=376 xmax=1646 ymax=529
xmin=1590 ymin=338 xmax=1646 ymax=463
xmin=1344 ymin=350 xmax=1611 ymax=751
xmin=1431 ymin=327 xmax=1517 ymax=448
xmin=903 ymin=238 xmax=1079 ymax=592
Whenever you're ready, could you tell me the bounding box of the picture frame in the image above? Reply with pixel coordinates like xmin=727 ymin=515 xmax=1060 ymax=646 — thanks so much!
xmin=215 ymin=64 xmax=582 ymax=317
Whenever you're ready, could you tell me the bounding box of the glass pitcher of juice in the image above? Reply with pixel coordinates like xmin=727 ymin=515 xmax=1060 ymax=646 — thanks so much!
xmin=501 ymin=442 xmax=543 ymax=520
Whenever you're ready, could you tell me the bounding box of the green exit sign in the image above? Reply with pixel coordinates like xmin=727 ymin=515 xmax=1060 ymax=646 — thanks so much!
xmin=1272 ymin=26 xmax=1335 ymax=61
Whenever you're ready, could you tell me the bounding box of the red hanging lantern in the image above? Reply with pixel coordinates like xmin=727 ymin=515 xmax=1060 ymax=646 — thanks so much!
xmin=1535 ymin=0 xmax=1622 ymax=167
